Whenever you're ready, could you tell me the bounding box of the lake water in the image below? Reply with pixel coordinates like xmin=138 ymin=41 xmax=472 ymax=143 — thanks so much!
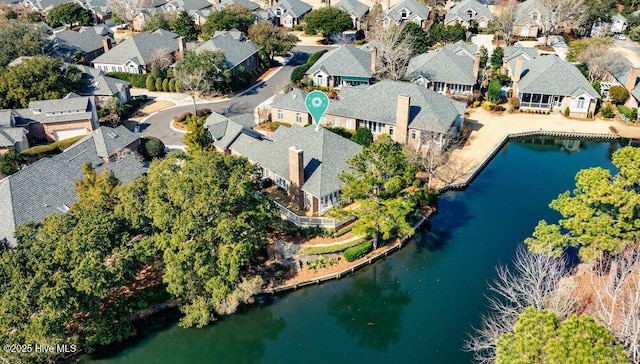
xmin=91 ymin=138 xmax=625 ymax=364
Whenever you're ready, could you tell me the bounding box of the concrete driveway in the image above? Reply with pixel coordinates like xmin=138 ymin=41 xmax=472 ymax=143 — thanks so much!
xmin=613 ymin=38 xmax=640 ymax=65
xmin=136 ymin=45 xmax=333 ymax=146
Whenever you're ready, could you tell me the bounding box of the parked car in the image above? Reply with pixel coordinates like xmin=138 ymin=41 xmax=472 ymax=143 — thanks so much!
xmin=616 ymin=34 xmax=627 ymax=40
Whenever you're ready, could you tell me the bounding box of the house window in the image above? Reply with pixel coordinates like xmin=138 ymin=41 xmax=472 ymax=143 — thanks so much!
xmin=531 ymin=12 xmax=539 ymax=21
xmin=322 ymin=115 xmax=327 ymax=124
xmin=295 ymin=113 xmax=302 ymax=123
xmin=466 ymin=10 xmax=473 ymax=19
xmin=275 ymin=8 xmax=282 ymax=16
xmin=400 ymin=9 xmax=408 ymax=19
xmin=346 ymin=119 xmax=353 ymax=129
xmin=334 ymin=117 xmax=341 ymax=126
xmin=389 ymin=126 xmax=394 ymax=136
xmin=362 ymin=121 xmax=382 ymax=134
xmin=277 ymin=110 xmax=284 ymax=119
xmin=411 ymin=130 xmax=417 ymax=140
xmin=315 ymin=74 xmax=324 ymax=86
xmin=275 ymin=175 xmax=287 ymax=189
xmin=576 ymin=97 xmax=586 ymax=109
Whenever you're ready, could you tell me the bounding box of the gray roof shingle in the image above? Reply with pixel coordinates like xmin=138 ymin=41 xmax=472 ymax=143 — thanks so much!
xmin=197 ymin=32 xmax=259 ymax=69
xmin=517 ymin=56 xmax=600 ymax=99
xmin=204 ymin=112 xmax=264 ymax=151
xmin=269 ymin=0 xmax=312 ymax=18
xmin=13 ymin=96 xmax=96 ymax=126
xmin=0 ymin=127 xmax=26 ymax=148
xmin=444 ymin=0 xmax=493 ymax=24
xmin=218 ymin=0 xmax=260 ymax=10
xmin=48 ymin=26 xmax=112 ymax=59
xmin=92 ymin=29 xmax=181 ymax=66
xmin=406 ymin=47 xmax=476 ymax=85
xmin=386 ymin=0 xmax=430 ymax=23
xmin=0 ymin=125 xmax=146 ymax=245
xmin=515 ymin=0 xmax=548 ymax=26
xmin=306 ymin=44 xmax=373 ymax=79
xmin=334 ymin=0 xmax=370 ymax=19
xmin=75 ymin=65 xmax=132 ymax=98
xmin=229 ymin=125 xmax=362 ymax=197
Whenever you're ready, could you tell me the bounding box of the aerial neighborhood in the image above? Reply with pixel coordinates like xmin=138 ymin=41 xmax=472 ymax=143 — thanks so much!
xmin=2 ymin=0 xmax=640 ymax=362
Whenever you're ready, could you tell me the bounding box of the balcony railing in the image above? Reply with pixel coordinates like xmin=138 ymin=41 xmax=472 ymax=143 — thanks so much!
xmin=273 ymin=201 xmax=355 ymax=230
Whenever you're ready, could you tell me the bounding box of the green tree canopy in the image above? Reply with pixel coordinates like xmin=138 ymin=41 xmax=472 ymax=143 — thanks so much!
xmin=183 ymin=115 xmax=212 ymax=152
xmin=45 ymin=2 xmax=94 ymax=27
xmin=339 ymin=134 xmax=416 ymax=201
xmin=0 ymin=19 xmax=48 ymax=67
xmin=526 ymin=146 xmax=640 ymax=261
xmin=145 ymin=150 xmax=277 ymax=327
xmin=491 ymin=46 xmax=504 ymax=69
xmin=170 ymin=10 xmax=200 ymax=41
xmin=496 ymin=307 xmax=629 ymax=364
xmin=426 ymin=22 xmax=466 ymax=47
xmin=351 ymin=127 xmax=373 ymax=146
xmin=303 ymin=7 xmax=353 ymax=38
xmin=0 ymin=55 xmax=81 ymax=108
xmin=201 ymin=4 xmax=255 ymax=40
xmin=609 ymin=85 xmax=630 ymax=105
xmin=248 ymin=21 xmax=298 ymax=61
xmin=400 ymin=22 xmax=429 ymax=55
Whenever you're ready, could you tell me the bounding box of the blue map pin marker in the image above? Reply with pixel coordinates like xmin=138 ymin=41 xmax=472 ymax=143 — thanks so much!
xmin=305 ymin=90 xmax=330 ymax=131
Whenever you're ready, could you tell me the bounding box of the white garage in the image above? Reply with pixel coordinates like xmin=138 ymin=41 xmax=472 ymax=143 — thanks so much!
xmin=53 ymin=128 xmax=88 ymax=141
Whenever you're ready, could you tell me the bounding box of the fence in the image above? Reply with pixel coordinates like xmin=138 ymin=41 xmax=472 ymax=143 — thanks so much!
xmin=274 ymin=201 xmax=355 ymax=230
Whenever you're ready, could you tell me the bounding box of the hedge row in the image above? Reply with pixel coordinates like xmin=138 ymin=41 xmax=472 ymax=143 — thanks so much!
xmin=306 ymin=50 xmax=328 ymax=67
xmin=21 ymin=135 xmax=85 ymax=156
xmin=343 ymin=240 xmax=373 ymax=262
xmin=302 ymin=238 xmax=365 ymax=255
xmin=105 ymin=72 xmax=147 ymax=88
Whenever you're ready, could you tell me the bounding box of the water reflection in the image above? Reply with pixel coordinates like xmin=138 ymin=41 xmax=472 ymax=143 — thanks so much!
xmin=328 ymin=264 xmax=411 ymax=351
xmin=514 ymin=137 xmax=587 ymax=153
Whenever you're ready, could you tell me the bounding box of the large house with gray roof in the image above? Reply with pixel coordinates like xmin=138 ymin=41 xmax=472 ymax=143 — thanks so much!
xmin=502 ymin=43 xmax=538 ymax=74
xmin=206 ymin=112 xmax=362 ymax=215
xmin=383 ymin=0 xmax=430 ymax=28
xmin=0 ymin=111 xmax=29 ymax=154
xmin=47 ymin=26 xmax=114 ymax=63
xmin=92 ymin=29 xmax=185 ymax=74
xmin=306 ymin=45 xmax=375 ymax=87
xmin=513 ymin=0 xmax=548 ymax=37
xmin=444 ymin=0 xmax=493 ymax=28
xmin=5 ymin=93 xmax=99 ymax=143
xmin=0 ymin=125 xmax=146 ymax=246
xmin=197 ymin=30 xmax=260 ymax=75
xmin=259 ymin=0 xmax=312 ymax=28
xmin=334 ymin=0 xmax=370 ymax=30
xmin=406 ymin=47 xmax=480 ymax=99
xmin=511 ymin=56 xmax=600 ymax=118
xmin=75 ymin=65 xmax=132 ymax=105
xmin=601 ymin=57 xmax=640 ymax=108
xmin=271 ymin=80 xmax=466 ymax=152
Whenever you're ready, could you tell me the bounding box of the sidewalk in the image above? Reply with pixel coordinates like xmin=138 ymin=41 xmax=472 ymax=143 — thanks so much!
xmin=439 ymin=109 xmax=640 ymax=189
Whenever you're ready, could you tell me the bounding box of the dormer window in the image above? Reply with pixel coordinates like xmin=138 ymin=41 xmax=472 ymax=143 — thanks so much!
xmin=531 ymin=12 xmax=539 ymax=21
xmin=400 ymin=9 xmax=409 ymax=19
xmin=275 ymin=7 xmax=283 ymax=16
xmin=466 ymin=9 xmax=473 ymax=19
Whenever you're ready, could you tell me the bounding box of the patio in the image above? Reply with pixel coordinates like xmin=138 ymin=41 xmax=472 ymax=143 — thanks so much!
xmin=265 ymin=186 xmax=314 ymax=217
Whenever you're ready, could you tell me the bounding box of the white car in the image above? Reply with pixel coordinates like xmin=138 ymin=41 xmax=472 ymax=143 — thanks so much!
xmin=616 ymin=34 xmax=627 ymax=40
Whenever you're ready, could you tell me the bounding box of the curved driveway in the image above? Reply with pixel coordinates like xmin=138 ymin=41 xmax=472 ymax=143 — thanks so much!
xmin=138 ymin=45 xmax=331 ymax=146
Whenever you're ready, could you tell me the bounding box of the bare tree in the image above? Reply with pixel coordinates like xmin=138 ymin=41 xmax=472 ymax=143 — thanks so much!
xmin=464 ymin=246 xmax=573 ymax=364
xmin=108 ymin=0 xmax=142 ymax=27
xmin=577 ymin=46 xmax=619 ymax=82
xmin=588 ymin=249 xmax=640 ymax=362
xmin=491 ymin=0 xmax=518 ymax=46
xmin=147 ymin=47 xmax=174 ymax=70
xmin=538 ymin=0 xmax=586 ymax=45
xmin=369 ymin=24 xmax=414 ymax=80
xmin=174 ymin=67 xmax=210 ymax=115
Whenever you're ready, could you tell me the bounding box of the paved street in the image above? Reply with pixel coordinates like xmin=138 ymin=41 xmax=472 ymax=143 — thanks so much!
xmin=137 ymin=45 xmax=332 ymax=146
xmin=613 ymin=38 xmax=640 ymax=65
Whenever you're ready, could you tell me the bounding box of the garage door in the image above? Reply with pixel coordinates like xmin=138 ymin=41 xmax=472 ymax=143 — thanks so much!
xmin=53 ymin=128 xmax=87 ymax=141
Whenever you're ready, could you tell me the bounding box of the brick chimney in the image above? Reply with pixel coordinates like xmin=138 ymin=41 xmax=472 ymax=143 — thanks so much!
xmin=473 ymin=51 xmax=481 ymax=81
xmin=394 ymin=94 xmax=410 ymax=145
xmin=512 ymin=57 xmax=524 ymax=98
xmin=102 ymin=37 xmax=112 ymax=53
xmin=288 ymin=146 xmax=305 ymax=210
xmin=370 ymin=47 xmax=377 ymax=74
xmin=626 ymin=65 xmax=639 ymax=91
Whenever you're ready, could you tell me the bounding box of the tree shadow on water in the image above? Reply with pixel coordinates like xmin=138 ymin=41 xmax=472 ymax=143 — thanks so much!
xmin=328 ymin=264 xmax=411 ymax=352
xmin=413 ymin=198 xmax=473 ymax=255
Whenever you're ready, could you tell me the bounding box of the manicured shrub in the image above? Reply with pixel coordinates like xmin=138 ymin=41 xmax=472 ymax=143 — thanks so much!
xmin=600 ymin=105 xmax=614 ymax=118
xmin=174 ymin=112 xmax=192 ymax=124
xmin=162 ymin=78 xmax=170 ymax=92
xmin=351 ymin=127 xmax=373 ymax=146
xmin=306 ymin=50 xmax=328 ymax=67
xmin=106 ymin=72 xmax=147 ymax=87
xmin=195 ymin=108 xmax=212 ymax=117
xmin=343 ymin=240 xmax=373 ymax=262
xmin=174 ymin=79 xmax=182 ymax=92
xmin=487 ymin=78 xmax=501 ymax=103
xmin=168 ymin=79 xmax=176 ymax=92
xmin=140 ymin=136 xmax=166 ymax=160
xmin=324 ymin=126 xmax=353 ymax=139
xmin=20 ymin=135 xmax=84 ymax=156
xmin=564 ymin=107 xmax=570 ymax=117
xmin=290 ymin=64 xmax=308 ymax=83
xmin=146 ymin=75 xmax=156 ymax=91
xmin=333 ymin=225 xmax=353 ymax=238
xmin=155 ymin=78 xmax=163 ymax=92
xmin=267 ymin=121 xmax=292 ymax=131
xmin=609 ymin=85 xmax=630 ymax=105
